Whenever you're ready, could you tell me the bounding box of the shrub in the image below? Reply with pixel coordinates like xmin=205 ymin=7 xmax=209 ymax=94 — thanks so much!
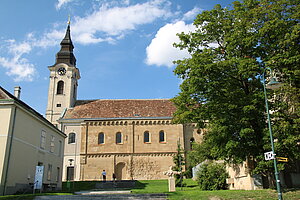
xmin=172 ymin=141 xmax=185 ymax=187
xmin=183 ymin=166 xmax=193 ymax=179
xmin=196 ymin=162 xmax=229 ymax=190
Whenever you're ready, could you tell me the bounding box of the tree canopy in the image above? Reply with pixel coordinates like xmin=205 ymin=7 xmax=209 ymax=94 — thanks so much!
xmin=172 ymin=0 xmax=300 ymax=175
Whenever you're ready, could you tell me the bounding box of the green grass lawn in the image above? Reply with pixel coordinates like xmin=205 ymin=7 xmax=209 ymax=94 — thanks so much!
xmin=132 ymin=179 xmax=300 ymax=200
xmin=1 ymin=179 xmax=299 ymax=200
xmin=168 ymin=189 xmax=300 ymax=200
xmin=131 ymin=179 xmax=169 ymax=193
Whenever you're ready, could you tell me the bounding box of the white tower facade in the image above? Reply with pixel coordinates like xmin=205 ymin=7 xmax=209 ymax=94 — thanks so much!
xmin=46 ymin=24 xmax=80 ymax=125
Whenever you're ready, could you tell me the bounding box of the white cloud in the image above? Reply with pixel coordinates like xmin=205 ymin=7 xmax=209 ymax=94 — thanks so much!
xmin=0 ymin=31 xmax=64 ymax=82
xmin=56 ymin=0 xmax=74 ymax=10
xmin=43 ymin=0 xmax=174 ymax=45
xmin=31 ymin=30 xmax=64 ymax=48
xmin=71 ymin=0 xmax=173 ymax=44
xmin=0 ymin=0 xmax=184 ymax=81
xmin=0 ymin=43 xmax=35 ymax=82
xmin=38 ymin=0 xmax=174 ymax=46
xmin=9 ymin=42 xmax=32 ymax=55
xmin=182 ymin=7 xmax=201 ymax=21
xmin=0 ymin=57 xmax=35 ymax=82
xmin=18 ymin=30 xmax=69 ymax=79
xmin=145 ymin=21 xmax=195 ymax=67
xmin=0 ymin=39 xmax=37 ymax=81
xmin=0 ymin=0 xmax=174 ymax=81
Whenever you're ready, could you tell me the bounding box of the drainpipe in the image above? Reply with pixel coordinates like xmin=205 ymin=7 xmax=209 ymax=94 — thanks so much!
xmin=83 ymin=122 xmax=89 ymax=181
xmin=132 ymin=122 xmax=135 ymax=154
xmin=2 ymin=106 xmax=17 ymax=195
xmin=85 ymin=122 xmax=88 ymax=160
xmin=130 ymin=122 xmax=135 ymax=180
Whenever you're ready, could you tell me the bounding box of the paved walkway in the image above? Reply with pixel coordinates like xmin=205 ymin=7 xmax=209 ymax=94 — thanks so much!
xmin=34 ymin=193 xmax=168 ymax=200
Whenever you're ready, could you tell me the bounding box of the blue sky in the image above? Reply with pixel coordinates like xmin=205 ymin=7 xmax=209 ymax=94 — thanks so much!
xmin=0 ymin=0 xmax=234 ymax=115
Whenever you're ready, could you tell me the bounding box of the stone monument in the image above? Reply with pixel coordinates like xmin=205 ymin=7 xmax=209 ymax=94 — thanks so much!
xmin=163 ymin=166 xmax=180 ymax=192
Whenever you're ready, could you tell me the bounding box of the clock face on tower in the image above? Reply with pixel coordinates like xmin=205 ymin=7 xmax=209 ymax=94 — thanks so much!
xmin=57 ymin=67 xmax=66 ymax=76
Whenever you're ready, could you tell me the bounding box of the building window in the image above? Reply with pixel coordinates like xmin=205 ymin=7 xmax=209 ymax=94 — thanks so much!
xmin=68 ymin=133 xmax=76 ymax=144
xmin=98 ymin=132 xmax=104 ymax=144
xmin=58 ymin=140 xmax=62 ymax=156
xmin=56 ymin=104 xmax=61 ymax=107
xmin=47 ymin=164 xmax=52 ymax=181
xmin=56 ymin=167 xmax=60 ymax=182
xmin=116 ymin=132 xmax=122 ymax=144
xmin=57 ymin=81 xmax=64 ymax=94
xmin=144 ymin=131 xmax=150 ymax=143
xmin=159 ymin=131 xmax=165 ymax=143
xmin=40 ymin=130 xmax=46 ymax=149
xmin=50 ymin=135 xmax=55 ymax=153
xmin=73 ymin=84 xmax=76 ymax=98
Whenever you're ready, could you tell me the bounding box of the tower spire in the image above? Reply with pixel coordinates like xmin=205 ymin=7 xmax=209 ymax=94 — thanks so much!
xmin=55 ymin=16 xmax=76 ymax=66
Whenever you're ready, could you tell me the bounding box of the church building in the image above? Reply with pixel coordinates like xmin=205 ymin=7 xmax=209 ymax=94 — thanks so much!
xmin=45 ymin=24 xmax=202 ymax=182
xmin=44 ymin=22 xmax=300 ymax=191
xmin=44 ymin=23 xmax=271 ymax=190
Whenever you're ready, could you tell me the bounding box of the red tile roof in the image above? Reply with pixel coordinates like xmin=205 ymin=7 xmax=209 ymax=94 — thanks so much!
xmin=63 ymin=99 xmax=176 ymax=119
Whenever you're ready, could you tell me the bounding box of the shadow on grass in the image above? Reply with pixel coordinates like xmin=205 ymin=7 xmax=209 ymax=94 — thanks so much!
xmin=282 ymin=187 xmax=300 ymax=193
xmin=133 ymin=180 xmax=148 ymax=190
xmin=62 ymin=181 xmax=98 ymax=192
xmin=185 ymin=184 xmax=198 ymax=188
xmin=62 ymin=180 xmax=146 ymax=192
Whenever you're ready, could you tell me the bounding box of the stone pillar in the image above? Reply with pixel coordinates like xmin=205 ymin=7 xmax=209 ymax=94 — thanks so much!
xmin=163 ymin=166 xmax=180 ymax=192
xmin=168 ymin=176 xmax=176 ymax=192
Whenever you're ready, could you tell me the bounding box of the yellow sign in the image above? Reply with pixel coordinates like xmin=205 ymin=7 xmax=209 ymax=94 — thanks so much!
xmin=277 ymin=157 xmax=288 ymax=162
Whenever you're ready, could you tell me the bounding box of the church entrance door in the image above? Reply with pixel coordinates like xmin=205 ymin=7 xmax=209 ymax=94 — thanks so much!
xmin=66 ymin=166 xmax=74 ymax=181
xmin=115 ymin=162 xmax=126 ymax=180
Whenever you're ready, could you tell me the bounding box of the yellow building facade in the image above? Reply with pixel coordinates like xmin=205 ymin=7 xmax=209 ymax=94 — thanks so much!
xmin=0 ymin=86 xmax=66 ymax=195
xmin=58 ymin=100 xmax=202 ymax=181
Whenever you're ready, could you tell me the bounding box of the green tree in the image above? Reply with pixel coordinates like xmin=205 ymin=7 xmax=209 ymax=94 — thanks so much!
xmin=172 ymin=0 xmax=300 ymax=185
xmin=196 ymin=162 xmax=229 ymax=190
xmin=172 ymin=141 xmax=185 ymax=186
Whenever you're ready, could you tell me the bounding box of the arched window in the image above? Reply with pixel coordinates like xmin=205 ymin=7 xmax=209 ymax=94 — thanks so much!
xmin=116 ymin=132 xmax=122 ymax=144
xmin=68 ymin=133 xmax=76 ymax=144
xmin=144 ymin=131 xmax=150 ymax=143
xmin=57 ymin=81 xmax=64 ymax=94
xmin=159 ymin=131 xmax=165 ymax=143
xmin=73 ymin=84 xmax=76 ymax=98
xmin=98 ymin=132 xmax=104 ymax=144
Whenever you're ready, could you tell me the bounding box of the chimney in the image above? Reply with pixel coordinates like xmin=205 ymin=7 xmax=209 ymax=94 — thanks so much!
xmin=14 ymin=86 xmax=21 ymax=99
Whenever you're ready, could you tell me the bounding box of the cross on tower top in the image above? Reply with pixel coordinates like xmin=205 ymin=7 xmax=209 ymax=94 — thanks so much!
xmin=67 ymin=14 xmax=71 ymax=25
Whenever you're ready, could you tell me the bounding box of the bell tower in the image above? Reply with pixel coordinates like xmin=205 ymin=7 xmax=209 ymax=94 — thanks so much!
xmin=46 ymin=21 xmax=80 ymax=125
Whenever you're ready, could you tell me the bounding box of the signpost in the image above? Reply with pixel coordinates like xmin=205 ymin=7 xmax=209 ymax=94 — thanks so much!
xmin=264 ymin=152 xmax=288 ymax=162
xmin=277 ymin=157 xmax=288 ymax=162
xmin=264 ymin=151 xmax=275 ymax=161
